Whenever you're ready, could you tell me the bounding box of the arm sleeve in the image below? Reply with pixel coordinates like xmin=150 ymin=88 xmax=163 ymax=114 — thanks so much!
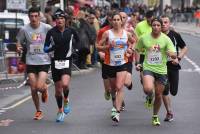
xmin=44 ymin=30 xmax=54 ymax=52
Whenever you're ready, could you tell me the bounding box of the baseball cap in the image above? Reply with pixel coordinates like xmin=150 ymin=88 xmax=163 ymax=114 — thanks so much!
xmin=54 ymin=9 xmax=66 ymax=19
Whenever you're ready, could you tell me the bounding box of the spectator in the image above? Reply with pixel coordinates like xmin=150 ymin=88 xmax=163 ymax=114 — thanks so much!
xmin=194 ymin=9 xmax=200 ymax=27
xmin=44 ymin=6 xmax=54 ymax=26
xmin=72 ymin=10 xmax=94 ymax=69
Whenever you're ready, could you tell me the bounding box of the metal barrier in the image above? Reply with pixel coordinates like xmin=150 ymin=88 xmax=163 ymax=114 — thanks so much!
xmin=0 ymin=39 xmax=9 ymax=80
xmin=0 ymin=41 xmax=82 ymax=90
xmin=0 ymin=39 xmax=20 ymax=83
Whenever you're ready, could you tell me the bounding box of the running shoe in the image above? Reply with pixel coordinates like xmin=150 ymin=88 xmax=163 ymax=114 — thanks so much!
xmin=164 ymin=112 xmax=174 ymax=122
xmin=152 ymin=115 xmax=161 ymax=126
xmin=112 ymin=111 xmax=120 ymax=123
xmin=63 ymin=99 xmax=71 ymax=115
xmin=120 ymin=101 xmax=125 ymax=111
xmin=33 ymin=111 xmax=43 ymax=120
xmin=111 ymin=107 xmax=117 ymax=119
xmin=104 ymin=91 xmax=111 ymax=100
xmin=144 ymin=94 xmax=153 ymax=109
xmin=41 ymin=89 xmax=48 ymax=103
xmin=56 ymin=112 xmax=65 ymax=122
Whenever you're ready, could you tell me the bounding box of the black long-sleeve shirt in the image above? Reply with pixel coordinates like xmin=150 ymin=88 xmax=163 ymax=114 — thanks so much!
xmin=44 ymin=26 xmax=79 ymax=60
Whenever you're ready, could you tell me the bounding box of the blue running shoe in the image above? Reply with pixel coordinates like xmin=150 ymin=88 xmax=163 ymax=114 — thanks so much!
xmin=63 ymin=99 xmax=71 ymax=115
xmin=56 ymin=112 xmax=65 ymax=122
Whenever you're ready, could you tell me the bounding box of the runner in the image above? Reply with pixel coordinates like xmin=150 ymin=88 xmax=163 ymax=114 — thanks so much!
xmin=98 ymin=12 xmax=134 ymax=122
xmin=16 ymin=7 xmax=52 ymax=120
xmin=96 ymin=11 xmax=113 ymax=102
xmin=135 ymin=18 xmax=177 ymax=126
xmin=44 ymin=9 xmax=79 ymax=122
xmin=135 ymin=10 xmax=153 ymax=37
xmin=119 ymin=11 xmax=137 ymax=91
xmin=119 ymin=11 xmax=137 ymax=111
xmin=135 ymin=10 xmax=154 ymax=109
xmin=161 ymin=15 xmax=188 ymax=122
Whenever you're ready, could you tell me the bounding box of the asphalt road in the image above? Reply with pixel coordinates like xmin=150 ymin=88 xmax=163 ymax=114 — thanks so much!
xmin=0 ymin=34 xmax=199 ymax=134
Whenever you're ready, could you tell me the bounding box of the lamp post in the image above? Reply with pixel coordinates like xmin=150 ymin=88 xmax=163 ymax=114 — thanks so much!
xmin=160 ymin=0 xmax=163 ymax=15
xmin=60 ymin=0 xmax=64 ymax=10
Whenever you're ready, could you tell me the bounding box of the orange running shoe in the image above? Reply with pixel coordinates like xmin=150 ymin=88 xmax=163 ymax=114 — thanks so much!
xmin=42 ymin=89 xmax=48 ymax=103
xmin=33 ymin=111 xmax=43 ymax=120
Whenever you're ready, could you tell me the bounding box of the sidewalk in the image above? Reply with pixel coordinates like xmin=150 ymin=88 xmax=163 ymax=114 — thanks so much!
xmin=173 ymin=22 xmax=200 ymax=37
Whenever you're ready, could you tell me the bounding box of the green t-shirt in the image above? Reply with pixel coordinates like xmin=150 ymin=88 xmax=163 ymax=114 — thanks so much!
xmin=136 ymin=33 xmax=176 ymax=74
xmin=135 ymin=20 xmax=152 ymax=38
xmin=135 ymin=20 xmax=152 ymax=55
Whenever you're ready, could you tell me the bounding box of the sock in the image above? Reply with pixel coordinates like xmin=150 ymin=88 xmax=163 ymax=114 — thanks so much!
xmin=56 ymin=96 xmax=63 ymax=109
xmin=111 ymin=90 xmax=116 ymax=101
xmin=63 ymin=88 xmax=69 ymax=99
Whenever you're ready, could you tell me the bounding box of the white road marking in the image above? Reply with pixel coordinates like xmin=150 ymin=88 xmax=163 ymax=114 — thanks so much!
xmin=184 ymin=56 xmax=200 ymax=74
xmin=0 ymin=82 xmax=53 ymax=112
xmin=0 ymin=109 xmax=6 ymax=113
xmin=1 ymin=96 xmax=32 ymax=110
xmin=0 ymin=109 xmax=6 ymax=115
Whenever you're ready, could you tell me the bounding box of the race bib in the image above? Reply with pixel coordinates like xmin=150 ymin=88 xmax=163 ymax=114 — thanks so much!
xmin=30 ymin=44 xmax=43 ymax=54
xmin=147 ymin=52 xmax=162 ymax=64
xmin=110 ymin=49 xmax=125 ymax=66
xmin=55 ymin=60 xmax=69 ymax=69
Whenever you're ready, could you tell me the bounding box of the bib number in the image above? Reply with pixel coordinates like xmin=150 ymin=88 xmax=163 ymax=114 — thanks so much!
xmin=55 ymin=60 xmax=69 ymax=69
xmin=110 ymin=49 xmax=125 ymax=66
xmin=30 ymin=44 xmax=43 ymax=54
xmin=147 ymin=52 xmax=162 ymax=64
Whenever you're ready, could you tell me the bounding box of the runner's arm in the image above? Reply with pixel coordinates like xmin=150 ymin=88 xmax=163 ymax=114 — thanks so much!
xmin=96 ymin=31 xmax=109 ymax=51
xmin=44 ymin=31 xmax=54 ymax=53
xmin=16 ymin=28 xmax=26 ymax=53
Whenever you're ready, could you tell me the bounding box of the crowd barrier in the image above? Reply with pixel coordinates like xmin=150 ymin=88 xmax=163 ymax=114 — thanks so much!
xmin=0 ymin=39 xmax=26 ymax=81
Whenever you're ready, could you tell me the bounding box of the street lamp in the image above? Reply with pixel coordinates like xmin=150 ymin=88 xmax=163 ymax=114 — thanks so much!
xmin=160 ymin=0 xmax=163 ymax=15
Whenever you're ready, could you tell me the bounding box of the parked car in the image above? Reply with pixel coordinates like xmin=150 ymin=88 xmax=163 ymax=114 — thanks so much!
xmin=0 ymin=11 xmax=29 ymax=51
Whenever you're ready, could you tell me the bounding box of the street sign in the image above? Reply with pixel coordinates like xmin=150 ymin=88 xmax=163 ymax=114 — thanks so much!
xmin=6 ymin=0 xmax=26 ymax=10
